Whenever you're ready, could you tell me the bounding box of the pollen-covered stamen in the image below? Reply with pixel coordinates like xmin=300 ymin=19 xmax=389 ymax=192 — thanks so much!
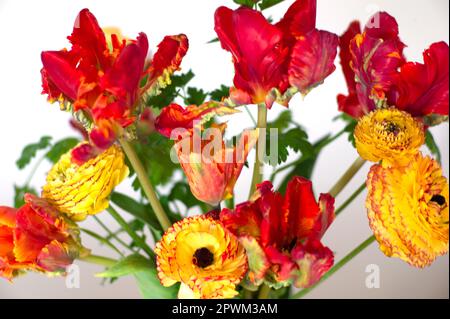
xmin=193 ymin=247 xmax=214 ymax=268
xmin=430 ymin=194 xmax=446 ymax=206
xmin=383 ymin=121 xmax=401 ymax=136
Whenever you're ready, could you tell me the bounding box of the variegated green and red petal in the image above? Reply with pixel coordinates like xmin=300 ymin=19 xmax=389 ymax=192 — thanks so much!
xmin=311 ymin=193 xmax=336 ymax=240
xmin=37 ymin=240 xmax=74 ymax=273
xmin=389 ymin=42 xmax=449 ymax=117
xmin=288 ymin=29 xmax=338 ymax=95
xmin=155 ymin=102 xmax=239 ymax=138
xmin=290 ymin=239 xmax=334 ymax=288
xmin=239 ymin=235 xmax=269 ymax=285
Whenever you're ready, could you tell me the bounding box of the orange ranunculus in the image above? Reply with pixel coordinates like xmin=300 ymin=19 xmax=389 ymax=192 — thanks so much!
xmin=0 ymin=194 xmax=85 ymax=280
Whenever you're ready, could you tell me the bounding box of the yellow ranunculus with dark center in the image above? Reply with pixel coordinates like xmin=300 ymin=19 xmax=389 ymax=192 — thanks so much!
xmin=366 ymin=153 xmax=449 ymax=268
xmin=354 ymin=108 xmax=425 ymax=167
xmin=155 ymin=215 xmax=248 ymax=299
xmin=42 ymin=143 xmax=129 ymax=221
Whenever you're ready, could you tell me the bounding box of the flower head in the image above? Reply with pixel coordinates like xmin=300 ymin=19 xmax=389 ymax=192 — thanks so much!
xmin=354 ymin=108 xmax=425 ymax=167
xmin=337 ymin=12 xmax=449 ymax=120
xmin=1 ymin=195 xmax=84 ymax=280
xmin=366 ymin=153 xmax=449 ymax=267
xmin=41 ymin=9 xmax=188 ymax=160
xmin=220 ymin=177 xmax=335 ymax=289
xmin=155 ymin=215 xmax=247 ymax=299
xmin=155 ymin=102 xmax=254 ymax=206
xmin=42 ymin=143 xmax=129 ymax=221
xmin=214 ymin=1 xmax=338 ymax=108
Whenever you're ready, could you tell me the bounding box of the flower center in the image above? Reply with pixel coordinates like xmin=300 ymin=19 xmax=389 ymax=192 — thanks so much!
xmin=193 ymin=247 xmax=214 ymax=268
xmin=430 ymin=194 xmax=446 ymax=206
xmin=383 ymin=121 xmax=400 ymax=136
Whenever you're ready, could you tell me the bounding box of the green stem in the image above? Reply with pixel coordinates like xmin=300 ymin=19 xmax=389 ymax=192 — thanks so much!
xmin=291 ymin=235 xmax=376 ymax=299
xmin=257 ymin=284 xmax=272 ymax=299
xmin=24 ymin=155 xmax=46 ymax=186
xmin=107 ymin=206 xmax=155 ymax=259
xmin=93 ymin=215 xmax=133 ymax=253
xmin=81 ymin=228 xmax=123 ymax=257
xmin=119 ymin=138 xmax=171 ymax=231
xmin=329 ymin=157 xmax=366 ymax=198
xmin=249 ymin=103 xmax=268 ymax=197
xmin=78 ymin=254 xmax=118 ymax=267
xmin=335 ymin=183 xmax=366 ymax=216
xmin=244 ymin=105 xmax=257 ymax=126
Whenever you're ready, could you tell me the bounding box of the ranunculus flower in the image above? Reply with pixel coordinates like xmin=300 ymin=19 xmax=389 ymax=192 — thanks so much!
xmin=220 ymin=176 xmax=335 ymax=289
xmin=354 ymin=108 xmax=425 ymax=167
xmin=41 ymin=9 xmax=188 ymax=162
xmin=366 ymin=153 xmax=449 ymax=267
xmin=337 ymin=12 xmax=449 ymax=120
xmin=42 ymin=143 xmax=129 ymax=221
xmin=214 ymin=0 xmax=338 ymax=108
xmin=1 ymin=194 xmax=84 ymax=280
xmin=155 ymin=215 xmax=248 ymax=299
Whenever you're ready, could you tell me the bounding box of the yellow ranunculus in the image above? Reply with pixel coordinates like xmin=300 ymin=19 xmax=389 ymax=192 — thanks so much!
xmin=42 ymin=143 xmax=129 ymax=221
xmin=155 ymin=215 xmax=247 ymax=299
xmin=354 ymin=108 xmax=425 ymax=167
xmin=366 ymin=153 xmax=449 ymax=267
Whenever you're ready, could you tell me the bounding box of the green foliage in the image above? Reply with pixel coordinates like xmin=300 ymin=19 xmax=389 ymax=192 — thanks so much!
xmin=267 ymin=110 xmax=292 ymax=131
xmin=168 ymin=182 xmax=209 ymax=212
xmin=425 ymin=130 xmax=442 ymax=164
xmin=16 ymin=136 xmax=52 ymax=169
xmin=259 ymin=0 xmax=285 ymax=10
xmin=209 ymin=85 xmax=230 ymax=101
xmin=146 ymin=70 xmax=195 ymax=109
xmin=14 ymin=185 xmax=38 ymax=208
xmin=96 ymin=254 xmax=178 ymax=299
xmin=185 ymin=87 xmax=208 ymax=105
xmin=45 ymin=137 xmax=80 ymax=163
xmin=335 ymin=114 xmax=357 ymax=147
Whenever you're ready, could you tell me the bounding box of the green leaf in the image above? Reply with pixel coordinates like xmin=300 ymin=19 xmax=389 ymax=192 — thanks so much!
xmin=209 ymin=85 xmax=230 ymax=101
xmin=14 ymin=185 xmax=38 ymax=208
xmin=267 ymin=127 xmax=313 ymax=165
xmin=425 ymin=130 xmax=442 ymax=164
xmin=185 ymin=87 xmax=208 ymax=105
xmin=45 ymin=137 xmax=80 ymax=163
xmin=278 ymin=134 xmax=333 ymax=193
xmin=110 ymin=192 xmax=161 ymax=231
xmin=168 ymin=182 xmax=208 ymax=211
xmin=16 ymin=136 xmax=52 ymax=169
xmin=146 ymin=70 xmax=195 ymax=109
xmin=96 ymin=254 xmax=178 ymax=299
xmin=335 ymin=113 xmax=358 ymax=147
xmin=233 ymin=0 xmax=257 ymax=8
xmin=259 ymin=0 xmax=285 ymax=10
xmin=267 ymin=110 xmax=292 ymax=131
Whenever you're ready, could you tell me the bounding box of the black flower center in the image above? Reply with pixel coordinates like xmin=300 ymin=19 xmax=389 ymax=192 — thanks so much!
xmin=193 ymin=247 xmax=214 ymax=268
xmin=384 ymin=121 xmax=400 ymax=136
xmin=430 ymin=194 xmax=446 ymax=206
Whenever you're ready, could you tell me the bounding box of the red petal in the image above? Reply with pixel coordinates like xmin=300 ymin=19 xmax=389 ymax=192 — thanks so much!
xmin=264 ymin=245 xmax=296 ymax=282
xmin=102 ymin=33 xmax=148 ymax=104
xmin=291 ymin=239 xmax=334 ymax=288
xmin=288 ymin=29 xmax=338 ymax=94
xmin=214 ymin=6 xmax=289 ymax=106
xmin=149 ymin=35 xmax=188 ymax=80
xmin=37 ymin=240 xmax=73 ymax=273
xmin=68 ymin=9 xmax=108 ymax=70
xmin=276 ymin=0 xmax=316 ymax=38
xmin=350 ymin=12 xmax=405 ymax=109
xmin=0 ymin=206 xmax=17 ymax=228
xmin=89 ymin=120 xmax=117 ymax=150
xmin=283 ymin=176 xmax=320 ymax=240
xmin=155 ymin=102 xmax=238 ymax=138
xmin=390 ymin=42 xmax=449 ymax=117
xmin=71 ymin=143 xmax=98 ymax=165
xmin=41 ymin=51 xmax=82 ymax=101
xmin=311 ymin=193 xmax=335 ymax=239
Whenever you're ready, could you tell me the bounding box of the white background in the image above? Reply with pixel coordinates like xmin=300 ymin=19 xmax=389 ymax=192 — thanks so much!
xmin=0 ymin=0 xmax=448 ymax=298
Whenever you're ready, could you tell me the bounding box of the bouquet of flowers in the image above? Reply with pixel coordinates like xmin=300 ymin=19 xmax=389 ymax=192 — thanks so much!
xmin=1 ymin=0 xmax=448 ymax=299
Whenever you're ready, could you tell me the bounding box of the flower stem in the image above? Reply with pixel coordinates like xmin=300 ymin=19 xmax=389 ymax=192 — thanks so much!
xmin=257 ymin=283 xmax=272 ymax=299
xmin=107 ymin=206 xmax=155 ymax=260
xmin=93 ymin=215 xmax=134 ymax=253
xmin=328 ymin=157 xmax=366 ymax=198
xmin=81 ymin=228 xmax=124 ymax=257
xmin=119 ymin=138 xmax=171 ymax=231
xmin=249 ymin=103 xmax=268 ymax=197
xmin=78 ymin=254 xmax=118 ymax=267
xmin=335 ymin=182 xmax=366 ymax=216
xmin=290 ymin=235 xmax=376 ymax=299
